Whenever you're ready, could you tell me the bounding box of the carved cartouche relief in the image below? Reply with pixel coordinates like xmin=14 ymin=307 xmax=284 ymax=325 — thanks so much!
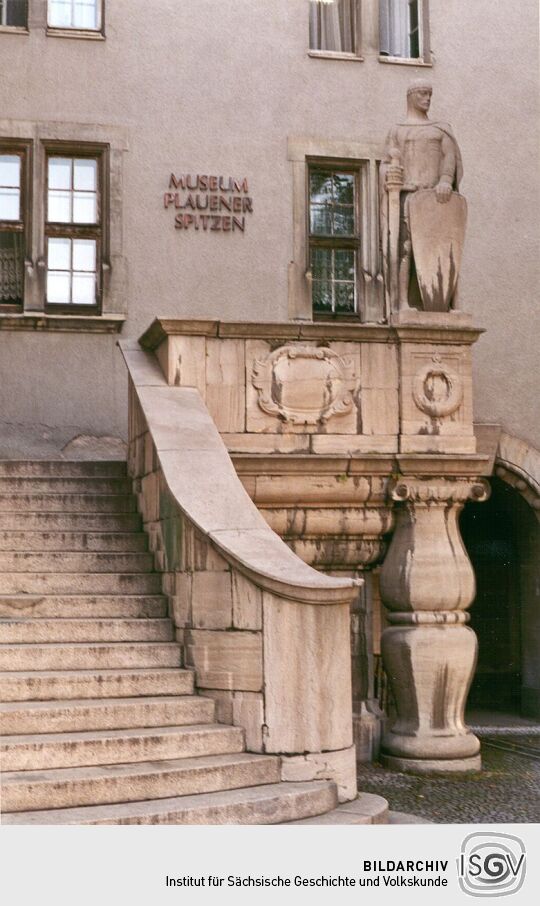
xmin=252 ymin=345 xmax=357 ymax=425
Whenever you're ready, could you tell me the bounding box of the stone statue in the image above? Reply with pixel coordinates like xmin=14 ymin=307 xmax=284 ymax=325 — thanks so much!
xmin=380 ymin=79 xmax=467 ymax=313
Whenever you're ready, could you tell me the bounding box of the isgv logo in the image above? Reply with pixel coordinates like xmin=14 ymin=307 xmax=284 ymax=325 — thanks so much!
xmin=458 ymin=833 xmax=526 ymax=897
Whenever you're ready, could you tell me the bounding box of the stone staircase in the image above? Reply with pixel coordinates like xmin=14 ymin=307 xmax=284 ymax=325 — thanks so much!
xmin=0 ymin=461 xmax=337 ymax=825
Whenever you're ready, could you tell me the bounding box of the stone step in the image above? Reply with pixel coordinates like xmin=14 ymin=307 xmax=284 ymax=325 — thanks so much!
xmin=0 ymin=667 xmax=194 ymax=701
xmin=2 ymin=552 xmax=156 ymax=574
xmin=0 ymin=512 xmax=142 ymax=532
xmin=0 ymin=552 xmax=155 ymax=573
xmin=0 ymin=461 xmax=127 ymax=478
xmin=0 ymin=531 xmax=148 ymax=552
xmin=0 ymin=477 xmax=132 ymax=495
xmin=0 ymin=694 xmax=215 ymax=735
xmin=287 ymin=793 xmax=389 ymax=825
xmin=0 ymin=618 xmax=173 ymax=644
xmin=2 ymin=752 xmax=279 ymax=812
xmin=1 ymin=723 xmax=245 ymax=771
xmin=0 ymin=494 xmax=136 ymax=513
xmin=0 ymin=641 xmax=182 ymax=671
xmin=0 ymin=572 xmax=162 ymax=594
xmin=0 ymin=595 xmax=168 ymax=619
xmin=2 ymin=781 xmax=337 ymax=825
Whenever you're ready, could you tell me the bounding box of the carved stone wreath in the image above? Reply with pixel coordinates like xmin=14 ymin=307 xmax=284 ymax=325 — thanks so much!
xmin=412 ymin=358 xmax=463 ymax=419
xmin=252 ymin=345 xmax=357 ymax=425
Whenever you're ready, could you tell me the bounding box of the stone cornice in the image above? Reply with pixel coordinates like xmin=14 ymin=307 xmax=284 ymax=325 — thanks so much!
xmin=139 ymin=317 xmax=483 ymax=351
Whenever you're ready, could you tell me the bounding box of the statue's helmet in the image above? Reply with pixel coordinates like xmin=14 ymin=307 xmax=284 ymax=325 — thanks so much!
xmin=407 ymin=78 xmax=433 ymax=96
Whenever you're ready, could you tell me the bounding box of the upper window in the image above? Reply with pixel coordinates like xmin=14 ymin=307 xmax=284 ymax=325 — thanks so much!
xmin=0 ymin=0 xmax=27 ymax=28
xmin=48 ymin=0 xmax=102 ymax=31
xmin=0 ymin=144 xmax=30 ymax=307
xmin=45 ymin=152 xmax=103 ymax=310
xmin=380 ymin=0 xmax=425 ymax=60
xmin=309 ymin=0 xmax=359 ymax=56
xmin=308 ymin=165 xmax=361 ymax=317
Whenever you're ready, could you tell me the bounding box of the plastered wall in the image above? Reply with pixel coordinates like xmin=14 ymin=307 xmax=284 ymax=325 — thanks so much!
xmin=0 ymin=0 xmax=538 ymax=453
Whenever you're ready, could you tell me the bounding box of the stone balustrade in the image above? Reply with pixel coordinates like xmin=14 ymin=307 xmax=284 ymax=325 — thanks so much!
xmin=124 ymin=316 xmax=493 ymax=776
xmin=120 ymin=342 xmax=361 ymax=801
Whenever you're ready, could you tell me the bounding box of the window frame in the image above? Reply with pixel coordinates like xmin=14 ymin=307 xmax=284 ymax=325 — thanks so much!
xmin=308 ymin=0 xmax=363 ymax=62
xmin=378 ymin=0 xmax=432 ymax=66
xmin=43 ymin=141 xmax=108 ymax=315
xmin=0 ymin=138 xmax=32 ymax=310
xmin=46 ymin=0 xmax=105 ymax=40
xmin=0 ymin=0 xmax=28 ymax=32
xmin=288 ymin=138 xmax=385 ymax=324
xmin=308 ymin=161 xmax=363 ymax=320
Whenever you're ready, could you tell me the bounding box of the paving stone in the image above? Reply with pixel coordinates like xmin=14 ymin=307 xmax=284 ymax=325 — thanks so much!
xmin=357 ymin=735 xmax=540 ymax=823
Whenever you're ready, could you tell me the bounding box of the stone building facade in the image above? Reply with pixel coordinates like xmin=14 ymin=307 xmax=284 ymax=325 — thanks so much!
xmin=0 ymin=0 xmax=539 ymax=822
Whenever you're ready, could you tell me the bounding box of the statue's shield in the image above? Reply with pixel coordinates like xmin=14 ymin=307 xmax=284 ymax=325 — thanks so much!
xmin=409 ymin=190 xmax=467 ymax=312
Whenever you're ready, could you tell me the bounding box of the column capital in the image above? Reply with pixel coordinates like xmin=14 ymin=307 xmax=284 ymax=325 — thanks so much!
xmin=390 ymin=476 xmax=490 ymax=505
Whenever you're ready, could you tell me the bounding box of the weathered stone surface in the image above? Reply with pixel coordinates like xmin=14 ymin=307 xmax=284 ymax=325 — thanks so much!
xmin=206 ymin=338 xmax=246 ymax=433
xmin=0 ymin=695 xmax=215 ymax=736
xmin=281 ymin=746 xmax=357 ymax=802
xmin=381 ymin=754 xmax=481 ymax=775
xmin=2 ymin=781 xmax=338 ymax=826
xmin=191 ymin=571 xmax=233 ymax=630
xmin=263 ymin=592 xmax=352 ymax=754
xmin=2 ymin=752 xmax=280 ymax=813
xmin=232 ymin=692 xmax=264 ymax=752
xmin=185 ymin=629 xmax=263 ymax=692
xmin=223 ymin=434 xmax=310 ymax=454
xmin=288 ymin=792 xmax=389 ymax=825
xmin=201 ymin=690 xmax=234 ymax=724
xmin=231 ymin=571 xmax=262 ymax=630
xmin=0 ymin=668 xmax=195 ymax=702
xmin=1 ymin=724 xmax=246 ymax=772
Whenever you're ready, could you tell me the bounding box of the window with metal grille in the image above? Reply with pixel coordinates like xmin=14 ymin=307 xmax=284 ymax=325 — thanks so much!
xmin=380 ymin=0 xmax=425 ymax=59
xmin=309 ymin=0 xmax=358 ymax=55
xmin=308 ymin=165 xmax=361 ymax=317
xmin=47 ymin=0 xmax=102 ymax=31
xmin=0 ymin=144 xmax=30 ymax=306
xmin=45 ymin=151 xmax=104 ymax=310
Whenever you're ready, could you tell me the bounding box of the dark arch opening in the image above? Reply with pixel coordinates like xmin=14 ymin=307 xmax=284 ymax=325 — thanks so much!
xmin=460 ymin=476 xmax=540 ymax=717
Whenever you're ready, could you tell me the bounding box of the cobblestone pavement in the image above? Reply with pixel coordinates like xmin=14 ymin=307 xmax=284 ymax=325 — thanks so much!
xmin=357 ymin=736 xmax=540 ymax=824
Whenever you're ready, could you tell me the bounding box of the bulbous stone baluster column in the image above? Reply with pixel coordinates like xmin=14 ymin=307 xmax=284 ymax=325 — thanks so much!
xmin=379 ymin=477 xmax=490 ymax=774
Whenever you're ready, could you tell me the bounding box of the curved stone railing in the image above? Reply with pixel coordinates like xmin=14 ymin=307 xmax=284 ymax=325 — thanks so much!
xmin=120 ymin=342 xmax=360 ymax=801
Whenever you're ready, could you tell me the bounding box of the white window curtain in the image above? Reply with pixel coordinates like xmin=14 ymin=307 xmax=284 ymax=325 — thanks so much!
xmin=380 ymin=0 xmax=418 ymax=58
xmin=309 ymin=0 xmax=355 ymax=54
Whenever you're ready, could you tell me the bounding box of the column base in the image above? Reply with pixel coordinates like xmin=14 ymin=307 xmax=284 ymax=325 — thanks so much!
xmin=381 ymin=753 xmax=481 ymax=775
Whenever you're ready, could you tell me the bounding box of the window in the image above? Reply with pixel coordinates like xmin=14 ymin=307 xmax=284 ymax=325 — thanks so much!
xmin=0 ymin=143 xmax=30 ymax=306
xmin=45 ymin=152 xmax=103 ymax=310
xmin=380 ymin=0 xmax=425 ymax=60
xmin=309 ymin=0 xmax=359 ymax=56
xmin=309 ymin=166 xmax=360 ymax=316
xmin=0 ymin=0 xmax=27 ymax=27
xmin=0 ymin=125 xmax=125 ymax=331
xmin=289 ymin=138 xmax=384 ymax=322
xmin=48 ymin=0 xmax=102 ymax=31
xmin=0 ymin=0 xmax=27 ymax=28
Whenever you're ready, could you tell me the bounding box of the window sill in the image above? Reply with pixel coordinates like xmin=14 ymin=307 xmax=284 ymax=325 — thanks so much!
xmin=0 ymin=312 xmax=125 ymax=333
xmin=378 ymin=55 xmax=432 ymax=67
xmin=46 ymin=27 xmax=105 ymax=41
xmin=308 ymin=50 xmax=364 ymax=62
xmin=0 ymin=25 xmax=28 ymax=35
